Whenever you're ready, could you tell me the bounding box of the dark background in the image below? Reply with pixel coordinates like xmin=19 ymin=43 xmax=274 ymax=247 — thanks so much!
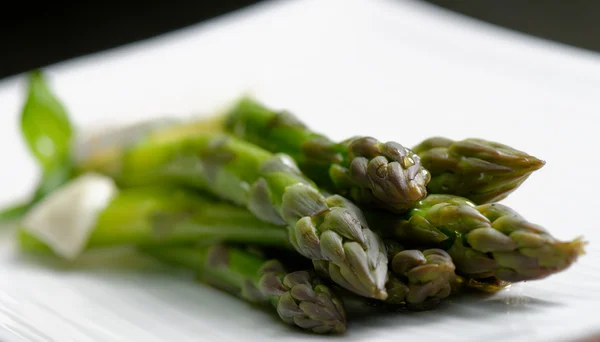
xmin=1 ymin=0 xmax=599 ymax=80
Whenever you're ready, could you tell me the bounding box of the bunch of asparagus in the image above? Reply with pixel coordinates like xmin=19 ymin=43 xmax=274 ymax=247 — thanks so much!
xmin=4 ymin=71 xmax=585 ymax=335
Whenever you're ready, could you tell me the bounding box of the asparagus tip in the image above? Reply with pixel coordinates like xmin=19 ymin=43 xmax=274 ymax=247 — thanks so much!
xmin=565 ymin=236 xmax=587 ymax=259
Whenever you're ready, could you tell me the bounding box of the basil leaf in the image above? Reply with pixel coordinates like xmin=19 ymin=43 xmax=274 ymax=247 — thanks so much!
xmin=0 ymin=160 xmax=73 ymax=223
xmin=0 ymin=202 xmax=31 ymax=222
xmin=0 ymin=71 xmax=76 ymax=222
xmin=31 ymin=157 xmax=74 ymax=203
xmin=20 ymin=70 xmax=73 ymax=169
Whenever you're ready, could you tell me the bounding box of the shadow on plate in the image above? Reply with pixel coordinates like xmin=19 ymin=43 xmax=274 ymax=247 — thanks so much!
xmin=343 ymin=287 xmax=563 ymax=335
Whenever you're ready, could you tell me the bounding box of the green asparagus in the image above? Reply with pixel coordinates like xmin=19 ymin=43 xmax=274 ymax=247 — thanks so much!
xmin=372 ymin=194 xmax=585 ymax=282
xmin=142 ymin=244 xmax=347 ymax=334
xmin=19 ymin=186 xmax=290 ymax=254
xmin=223 ymin=97 xmax=430 ymax=213
xmin=413 ymin=137 xmax=545 ymax=204
xmin=77 ymin=128 xmax=390 ymax=300
xmin=390 ymin=248 xmax=456 ymax=306
xmin=6 ymin=69 xmax=589 ymax=334
xmin=19 ymin=179 xmax=451 ymax=309
xmin=313 ymin=196 xmax=457 ymax=307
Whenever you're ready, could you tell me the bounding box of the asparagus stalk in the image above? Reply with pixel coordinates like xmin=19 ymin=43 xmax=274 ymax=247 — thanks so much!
xmin=77 ymin=129 xmax=390 ymax=300
xmin=19 ymin=174 xmax=442 ymax=308
xmin=413 ymin=137 xmax=545 ymax=204
xmin=371 ymin=194 xmax=585 ymax=282
xmin=223 ymin=97 xmax=430 ymax=213
xmin=142 ymin=244 xmax=347 ymax=334
xmin=19 ymin=186 xmax=290 ymax=255
xmin=19 ymin=180 xmax=454 ymax=310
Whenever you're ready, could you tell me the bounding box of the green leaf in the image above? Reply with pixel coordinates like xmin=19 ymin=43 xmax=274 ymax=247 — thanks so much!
xmin=0 ymin=202 xmax=31 ymax=222
xmin=2 ymin=70 xmax=77 ymax=221
xmin=20 ymin=70 xmax=73 ymax=170
xmin=0 ymin=159 xmax=73 ymax=223
xmin=32 ymin=158 xmax=74 ymax=202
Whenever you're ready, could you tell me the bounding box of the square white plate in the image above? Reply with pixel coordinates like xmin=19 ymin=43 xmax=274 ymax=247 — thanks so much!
xmin=1 ymin=0 xmax=599 ymax=341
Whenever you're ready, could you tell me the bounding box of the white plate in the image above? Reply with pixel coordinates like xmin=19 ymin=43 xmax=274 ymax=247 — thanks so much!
xmin=1 ymin=0 xmax=600 ymax=341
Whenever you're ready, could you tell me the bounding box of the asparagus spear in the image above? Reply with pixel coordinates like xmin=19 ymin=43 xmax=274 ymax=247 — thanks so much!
xmin=372 ymin=194 xmax=585 ymax=282
xmin=413 ymin=137 xmax=545 ymax=204
xmin=19 ymin=186 xmax=290 ymax=255
xmin=78 ymin=129 xmax=390 ymax=300
xmin=390 ymin=248 xmax=456 ymax=306
xmin=317 ymin=250 xmax=456 ymax=310
xmin=313 ymin=196 xmax=457 ymax=307
xmin=142 ymin=244 xmax=347 ymax=334
xmin=223 ymin=97 xmax=430 ymax=213
xmin=19 ymin=179 xmax=450 ymax=311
